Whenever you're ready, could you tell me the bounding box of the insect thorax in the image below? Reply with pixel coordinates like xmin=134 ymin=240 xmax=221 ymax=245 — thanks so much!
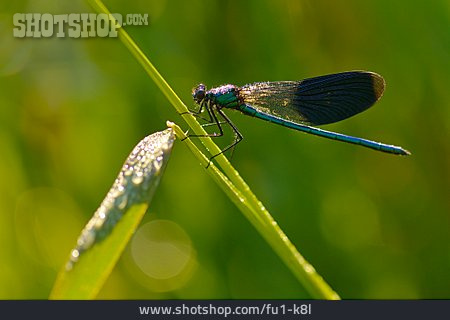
xmin=207 ymin=84 xmax=242 ymax=109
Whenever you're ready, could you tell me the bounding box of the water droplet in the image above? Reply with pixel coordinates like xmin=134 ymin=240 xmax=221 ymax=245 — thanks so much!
xmin=258 ymin=202 xmax=266 ymax=212
xmin=98 ymin=210 xmax=106 ymax=220
xmin=304 ymin=264 xmax=315 ymax=274
xmin=117 ymin=194 xmax=128 ymax=210
xmin=132 ymin=172 xmax=144 ymax=185
xmin=78 ymin=229 xmax=96 ymax=249
xmin=111 ymin=185 xmax=125 ymax=198
xmin=94 ymin=217 xmax=105 ymax=228
xmin=71 ymin=249 xmax=80 ymax=259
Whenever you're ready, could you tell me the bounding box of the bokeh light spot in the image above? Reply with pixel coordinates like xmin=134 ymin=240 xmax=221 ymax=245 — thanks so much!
xmin=130 ymin=219 xmax=195 ymax=291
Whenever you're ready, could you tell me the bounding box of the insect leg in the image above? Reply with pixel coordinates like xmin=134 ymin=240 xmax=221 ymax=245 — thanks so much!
xmin=186 ymin=101 xmax=226 ymax=138
xmin=180 ymin=101 xmax=212 ymax=123
xmin=207 ymin=108 xmax=243 ymax=165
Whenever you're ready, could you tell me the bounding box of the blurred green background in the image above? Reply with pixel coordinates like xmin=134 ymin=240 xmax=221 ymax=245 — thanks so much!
xmin=1 ymin=0 xmax=449 ymax=299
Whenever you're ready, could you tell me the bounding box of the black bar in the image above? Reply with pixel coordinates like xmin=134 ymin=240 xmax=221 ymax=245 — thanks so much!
xmin=0 ymin=300 xmax=449 ymax=320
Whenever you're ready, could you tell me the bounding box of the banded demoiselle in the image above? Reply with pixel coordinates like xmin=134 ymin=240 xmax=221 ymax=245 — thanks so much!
xmin=191 ymin=71 xmax=410 ymax=158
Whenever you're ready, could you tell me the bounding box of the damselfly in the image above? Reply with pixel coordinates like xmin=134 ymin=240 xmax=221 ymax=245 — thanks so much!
xmin=190 ymin=71 xmax=410 ymax=159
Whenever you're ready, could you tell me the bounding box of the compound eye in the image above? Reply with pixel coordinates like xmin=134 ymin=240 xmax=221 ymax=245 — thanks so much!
xmin=193 ymin=84 xmax=206 ymax=103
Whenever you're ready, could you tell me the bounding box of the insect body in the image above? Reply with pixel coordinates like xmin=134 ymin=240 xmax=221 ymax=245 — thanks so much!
xmin=191 ymin=71 xmax=410 ymax=157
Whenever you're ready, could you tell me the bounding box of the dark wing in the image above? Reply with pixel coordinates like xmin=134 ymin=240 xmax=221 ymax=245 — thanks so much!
xmin=239 ymin=71 xmax=385 ymax=125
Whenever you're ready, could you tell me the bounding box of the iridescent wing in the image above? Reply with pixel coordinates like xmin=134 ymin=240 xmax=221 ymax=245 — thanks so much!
xmin=239 ymin=71 xmax=385 ymax=126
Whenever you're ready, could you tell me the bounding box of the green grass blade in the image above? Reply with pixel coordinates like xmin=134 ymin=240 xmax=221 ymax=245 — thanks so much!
xmin=86 ymin=0 xmax=340 ymax=300
xmin=50 ymin=129 xmax=175 ymax=299
xmin=168 ymin=122 xmax=340 ymax=300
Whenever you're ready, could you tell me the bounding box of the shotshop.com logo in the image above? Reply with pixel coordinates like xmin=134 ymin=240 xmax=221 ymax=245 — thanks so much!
xmin=13 ymin=13 xmax=148 ymax=38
